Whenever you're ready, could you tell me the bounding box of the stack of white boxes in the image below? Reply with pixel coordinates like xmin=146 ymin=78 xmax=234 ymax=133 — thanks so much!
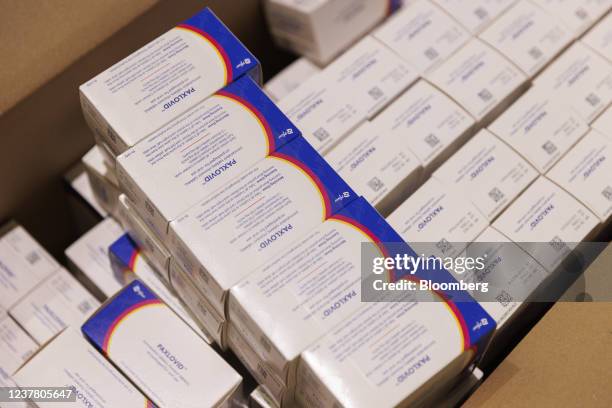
xmin=0 ymin=222 xmax=104 ymax=406
xmin=69 ymin=5 xmax=503 ymax=407
xmin=263 ymin=0 xmax=403 ymax=65
xmin=0 ymin=223 xmax=100 ymax=346
xmin=265 ymin=0 xmax=611 ymax=403
xmin=228 ymin=197 xmax=496 ymax=406
xmin=13 ymin=1 xmax=611 ymax=407
xmin=278 ymin=35 xmax=418 ymax=154
xmin=1 ymin=309 xmax=38 ymax=408
xmin=65 ymin=7 xmax=272 ymax=408
xmin=13 ymin=328 xmax=154 ymax=408
xmin=479 ymin=0 xmax=573 ymax=78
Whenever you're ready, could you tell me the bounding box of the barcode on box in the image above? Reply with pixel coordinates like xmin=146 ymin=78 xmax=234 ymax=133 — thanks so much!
xmin=575 ymin=8 xmax=588 ymax=20
xmin=144 ymin=237 xmax=154 ymax=252
xmin=436 ymin=238 xmax=453 ymax=255
xmin=549 ymin=236 xmax=567 ymax=252
xmin=368 ymin=86 xmax=383 ymax=100
xmin=313 ymin=127 xmax=330 ymax=142
xmin=260 ymin=335 xmax=271 ymax=353
xmin=478 ymin=89 xmax=492 ymax=102
xmin=488 ymin=187 xmax=505 ymax=203
xmin=424 ymin=47 xmax=439 ymax=61
xmin=474 ymin=7 xmax=488 ymax=20
xmin=529 ymin=47 xmax=543 ymax=60
xmin=78 ymin=301 xmax=93 ymax=314
xmin=367 ymin=177 xmax=384 ymax=192
xmin=542 ymin=141 xmax=557 ymax=155
xmin=586 ymin=93 xmax=601 ymax=107
xmin=496 ymin=290 xmax=512 ymax=307
xmin=25 ymin=251 xmax=40 ymax=265
xmin=424 ymin=134 xmax=440 ymax=147
xmin=256 ymin=363 xmax=268 ymax=380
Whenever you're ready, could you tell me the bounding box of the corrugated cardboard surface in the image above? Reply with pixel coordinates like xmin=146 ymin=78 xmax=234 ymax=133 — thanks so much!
xmin=464 ymin=244 xmax=612 ymax=408
xmin=0 ymin=0 xmax=158 ymax=114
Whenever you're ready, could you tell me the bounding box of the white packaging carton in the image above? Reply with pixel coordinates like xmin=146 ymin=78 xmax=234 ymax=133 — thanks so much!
xmin=325 ymin=120 xmax=423 ymax=216
xmin=295 ymin=299 xmax=493 ymax=408
xmin=82 ymin=145 xmax=120 ymax=215
xmin=116 ymin=75 xmax=300 ymax=239
xmin=250 ymin=385 xmax=279 ymax=408
xmin=0 ymin=313 xmax=37 ymax=408
xmin=427 ymin=39 xmax=528 ymax=124
xmin=479 ymin=0 xmax=573 ymax=76
xmin=547 ymin=130 xmax=612 ymax=224
xmin=9 ymin=268 xmax=99 ymax=344
xmin=433 ymin=129 xmax=538 ymax=221
xmin=264 ymin=58 xmax=321 ymax=101
xmin=296 ymin=364 xmax=483 ymax=408
xmin=433 ymin=0 xmax=516 ymax=34
xmin=459 ymin=227 xmax=550 ymax=330
xmin=279 ymin=74 xmax=357 ymax=156
xmin=82 ymin=280 xmax=243 ymax=408
xmin=80 ymin=7 xmax=260 ymax=158
xmin=0 ymin=313 xmax=37 ymax=377
xmin=13 ymin=328 xmax=153 ymax=408
xmin=168 ymin=259 xmax=224 ymax=347
xmin=116 ymin=194 xmax=171 ymax=276
xmin=65 ymin=217 xmax=124 ymax=299
xmin=263 ymin=0 xmax=400 ymax=65
xmin=227 ymin=324 xmax=286 ymax=406
xmin=228 ymin=199 xmax=382 ymax=400
xmin=387 ymin=177 xmax=489 ymax=258
xmin=279 ymin=36 xmax=418 ymax=154
xmin=533 ymin=42 xmax=612 ymax=123
xmin=168 ymin=137 xmax=356 ymax=317
xmin=370 ymin=79 xmax=476 ymax=176
xmin=489 ymin=86 xmax=591 ymax=173
xmin=531 ymin=0 xmax=612 ymax=36
xmin=229 ymin=198 xmax=495 ymax=406
xmin=592 ymin=105 xmax=612 ymax=138
xmin=374 ymin=0 xmax=470 ymax=74
xmin=69 ymin=169 xmax=107 ymax=217
xmin=109 ymin=235 xmax=215 ymax=345
xmin=582 ymin=12 xmax=612 ymax=61
xmin=493 ymin=176 xmax=600 ymax=272
xmin=0 ymin=224 xmax=60 ymax=310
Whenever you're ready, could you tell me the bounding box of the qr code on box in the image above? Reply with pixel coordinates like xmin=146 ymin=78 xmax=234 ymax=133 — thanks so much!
xmin=25 ymin=251 xmax=40 ymax=265
xmin=425 ymin=47 xmax=439 ymax=61
xmin=313 ymin=127 xmax=330 ymax=142
xmin=496 ymin=290 xmax=512 ymax=307
xmin=424 ymin=134 xmax=440 ymax=147
xmin=367 ymin=177 xmax=385 ymax=192
xmin=474 ymin=7 xmax=488 ymax=20
xmin=78 ymin=301 xmax=94 ymax=314
xmin=436 ymin=238 xmax=453 ymax=255
xmin=542 ymin=141 xmax=557 ymax=155
xmin=549 ymin=235 xmax=567 ymax=252
xmin=257 ymin=363 xmax=268 ymax=380
xmin=368 ymin=86 xmax=383 ymax=100
xmin=586 ymin=93 xmax=601 ymax=107
xmin=529 ymin=47 xmax=543 ymax=60
xmin=575 ymin=8 xmax=588 ymax=20
xmin=478 ymin=89 xmax=492 ymax=102
xmin=488 ymin=187 xmax=505 ymax=203
xmin=602 ymin=186 xmax=612 ymax=201
xmin=260 ymin=335 xmax=272 ymax=353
